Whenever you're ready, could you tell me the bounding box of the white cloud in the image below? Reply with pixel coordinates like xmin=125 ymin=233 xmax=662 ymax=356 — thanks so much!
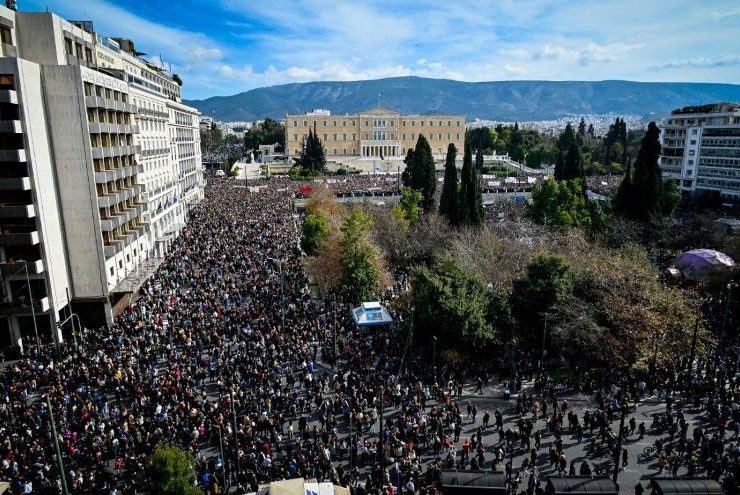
xmin=654 ymin=54 xmax=740 ymax=70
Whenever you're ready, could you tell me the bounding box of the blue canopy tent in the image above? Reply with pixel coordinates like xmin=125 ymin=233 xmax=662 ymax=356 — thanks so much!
xmin=351 ymin=302 xmax=394 ymax=327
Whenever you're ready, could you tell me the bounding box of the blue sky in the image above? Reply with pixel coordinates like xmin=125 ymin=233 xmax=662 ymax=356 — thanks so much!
xmin=25 ymin=0 xmax=740 ymax=100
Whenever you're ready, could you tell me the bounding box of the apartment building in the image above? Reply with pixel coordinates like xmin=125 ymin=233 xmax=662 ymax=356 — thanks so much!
xmin=660 ymin=103 xmax=740 ymax=202
xmin=0 ymin=4 xmax=203 ymax=353
xmin=285 ymin=107 xmax=466 ymax=161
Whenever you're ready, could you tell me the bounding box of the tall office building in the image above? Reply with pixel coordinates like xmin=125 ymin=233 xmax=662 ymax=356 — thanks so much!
xmin=660 ymin=103 xmax=740 ymax=203
xmin=0 ymin=5 xmax=203 ymax=353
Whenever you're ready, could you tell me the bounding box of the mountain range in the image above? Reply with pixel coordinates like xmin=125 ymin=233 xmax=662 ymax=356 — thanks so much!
xmin=185 ymin=77 xmax=740 ymax=122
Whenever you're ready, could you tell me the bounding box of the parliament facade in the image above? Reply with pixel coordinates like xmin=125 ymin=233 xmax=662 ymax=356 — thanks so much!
xmin=285 ymin=107 xmax=466 ymax=160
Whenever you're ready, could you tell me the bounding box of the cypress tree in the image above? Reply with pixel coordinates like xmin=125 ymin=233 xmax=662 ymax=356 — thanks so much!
xmin=458 ymin=143 xmax=484 ymax=226
xmin=564 ymin=141 xmax=584 ymax=180
xmin=612 ymin=157 xmax=633 ymax=217
xmin=475 ymin=144 xmax=484 ymax=172
xmin=577 ymin=118 xmax=587 ymax=137
xmin=440 ymin=143 xmax=459 ymax=224
xmin=554 ymin=124 xmax=577 ymax=181
xmin=401 ymin=148 xmax=416 ymax=189
xmin=630 ymin=122 xmax=663 ymax=220
xmin=414 ymin=135 xmax=436 ymax=212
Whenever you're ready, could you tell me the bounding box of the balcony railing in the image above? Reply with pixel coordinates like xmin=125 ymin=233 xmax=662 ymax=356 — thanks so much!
xmin=0 ymin=204 xmax=35 ymax=218
xmin=0 ymin=259 xmax=44 ymax=275
xmin=0 ymin=177 xmax=31 ymax=190
xmin=0 ymin=296 xmax=50 ymax=315
xmin=0 ymin=230 xmax=39 ymax=245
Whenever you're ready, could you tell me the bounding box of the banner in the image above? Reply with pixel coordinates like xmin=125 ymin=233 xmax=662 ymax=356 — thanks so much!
xmin=487 ymin=181 xmax=502 ymax=187
xmin=527 ymin=176 xmax=537 ymax=183
xmin=504 ymin=177 xmax=517 ymax=183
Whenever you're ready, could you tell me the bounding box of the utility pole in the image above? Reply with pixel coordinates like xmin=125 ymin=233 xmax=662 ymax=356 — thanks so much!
xmin=218 ymin=425 xmax=226 ymax=485
xmin=47 ymin=395 xmax=69 ymax=495
xmin=378 ymin=385 xmax=385 ymax=482
xmin=232 ymin=400 xmax=240 ymax=482
xmin=540 ymin=314 xmax=548 ymax=373
xmin=348 ymin=388 xmax=354 ymax=470
xmin=612 ymin=400 xmax=627 ymax=483
xmin=687 ymin=318 xmax=700 ymax=391
xmin=333 ymin=293 xmax=338 ymax=369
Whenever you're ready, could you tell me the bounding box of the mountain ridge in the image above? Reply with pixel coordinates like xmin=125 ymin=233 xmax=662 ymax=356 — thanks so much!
xmin=184 ymin=77 xmax=740 ymax=122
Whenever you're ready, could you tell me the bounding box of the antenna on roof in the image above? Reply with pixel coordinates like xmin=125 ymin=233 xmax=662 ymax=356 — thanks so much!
xmin=377 ymin=93 xmax=381 ymax=108
xmin=158 ymin=54 xmax=164 ymax=69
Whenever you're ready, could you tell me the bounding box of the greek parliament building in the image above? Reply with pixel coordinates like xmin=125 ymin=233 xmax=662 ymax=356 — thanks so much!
xmin=285 ymin=107 xmax=466 ymax=160
xmin=0 ymin=3 xmax=204 ymax=353
xmin=660 ymin=103 xmax=740 ymax=203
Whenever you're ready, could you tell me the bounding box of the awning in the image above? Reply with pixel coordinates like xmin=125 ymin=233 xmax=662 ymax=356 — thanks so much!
xmin=546 ymin=477 xmax=619 ymax=494
xmin=351 ymin=301 xmax=393 ymax=326
xmin=650 ymin=478 xmax=723 ymax=495
xmin=441 ymin=470 xmax=506 ymax=494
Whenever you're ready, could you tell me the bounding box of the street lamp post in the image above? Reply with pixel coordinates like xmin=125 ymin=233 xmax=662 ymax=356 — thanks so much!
xmin=612 ymin=400 xmax=627 ymax=483
xmin=46 ymin=395 xmax=69 ymax=495
xmin=539 ymin=314 xmax=548 ymax=373
xmin=378 ymin=385 xmax=385 ymax=483
xmin=10 ymin=261 xmax=40 ymax=351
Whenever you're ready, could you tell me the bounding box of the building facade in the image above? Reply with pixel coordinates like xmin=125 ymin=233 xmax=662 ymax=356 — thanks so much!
xmin=660 ymin=103 xmax=740 ymax=202
xmin=285 ymin=107 xmax=466 ymax=160
xmin=0 ymin=5 xmax=203 ymax=352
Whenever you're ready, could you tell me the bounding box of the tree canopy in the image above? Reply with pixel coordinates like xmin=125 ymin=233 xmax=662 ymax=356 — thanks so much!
xmin=457 ymin=143 xmax=484 ymax=227
xmin=338 ymin=208 xmax=381 ymax=304
xmin=613 ymin=122 xmax=665 ymax=220
xmin=296 ymin=128 xmax=326 ymax=172
xmin=439 ymin=143 xmax=459 ymax=224
xmin=141 ymin=444 xmax=200 ymax=495
xmin=412 ymin=257 xmax=508 ymax=352
xmin=402 ymin=135 xmax=437 ymax=212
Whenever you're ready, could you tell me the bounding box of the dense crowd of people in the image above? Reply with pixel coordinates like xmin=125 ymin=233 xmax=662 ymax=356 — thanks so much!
xmin=0 ymin=174 xmax=738 ymax=495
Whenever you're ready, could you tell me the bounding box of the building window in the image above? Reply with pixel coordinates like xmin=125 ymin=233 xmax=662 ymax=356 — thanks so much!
xmin=333 ymin=134 xmax=337 ymax=140
xmin=456 ymin=133 xmax=460 ymax=139
xmin=0 ymin=74 xmax=14 ymax=90
xmin=323 ymin=121 xmax=327 ymax=127
xmin=438 ymin=133 xmax=442 ymax=140
xmin=690 ymin=140 xmax=696 ymax=145
xmin=411 ymin=121 xmax=415 ymax=126
xmin=323 ymin=134 xmax=327 ymax=141
xmin=352 ymin=133 xmax=356 ymax=140
xmin=402 ymin=121 xmax=406 ymax=126
xmin=429 ymin=133 xmax=433 ymax=140
xmin=448 ymin=121 xmax=451 ymax=126
xmin=0 ymin=26 xmax=12 ymax=45
xmin=457 ymin=121 xmax=461 ymax=126
xmin=689 ymin=150 xmax=695 ymax=155
xmin=293 ymin=121 xmax=297 ymax=127
xmin=402 ymin=134 xmax=406 ymax=140
xmin=342 ymin=133 xmax=346 ymax=140
xmin=64 ymin=38 xmax=73 ymax=55
xmin=293 ymin=134 xmax=298 ymax=141
xmin=110 ymin=267 xmax=114 ymax=276
xmin=343 ymin=148 xmax=347 ymax=154
xmin=303 ymin=120 xmax=307 ymax=126
xmin=343 ymin=120 xmax=346 ymax=126
xmin=333 ymin=120 xmax=337 ymax=126
xmin=332 ymin=148 xmax=336 ymax=155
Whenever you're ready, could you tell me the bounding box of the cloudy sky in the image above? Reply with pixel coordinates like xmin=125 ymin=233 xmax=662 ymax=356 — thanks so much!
xmin=25 ymin=0 xmax=740 ymax=100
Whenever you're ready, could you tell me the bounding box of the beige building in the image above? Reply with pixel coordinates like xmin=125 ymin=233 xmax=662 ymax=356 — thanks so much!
xmin=0 ymin=3 xmax=203 ymax=352
xmin=285 ymin=107 xmax=465 ymax=160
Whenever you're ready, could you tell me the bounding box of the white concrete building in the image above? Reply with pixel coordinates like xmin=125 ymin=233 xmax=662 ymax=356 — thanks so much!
xmin=0 ymin=5 xmax=203 ymax=353
xmin=660 ymin=103 xmax=740 ymax=203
